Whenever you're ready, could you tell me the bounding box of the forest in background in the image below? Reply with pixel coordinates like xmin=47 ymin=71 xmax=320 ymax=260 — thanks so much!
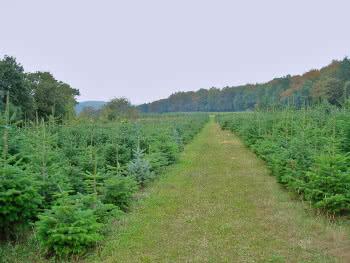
xmin=2 ymin=55 xmax=350 ymax=120
xmin=0 ymin=55 xmax=80 ymax=121
xmin=0 ymin=55 xmax=141 ymax=122
xmin=138 ymin=57 xmax=350 ymax=113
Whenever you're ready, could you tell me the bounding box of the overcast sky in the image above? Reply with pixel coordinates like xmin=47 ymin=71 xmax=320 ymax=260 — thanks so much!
xmin=1 ymin=0 xmax=349 ymax=104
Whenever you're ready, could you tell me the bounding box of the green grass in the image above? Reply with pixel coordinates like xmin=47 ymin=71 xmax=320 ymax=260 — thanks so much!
xmin=87 ymin=117 xmax=350 ymax=263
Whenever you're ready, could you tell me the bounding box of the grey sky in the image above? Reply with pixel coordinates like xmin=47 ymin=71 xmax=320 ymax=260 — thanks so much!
xmin=1 ymin=0 xmax=349 ymax=104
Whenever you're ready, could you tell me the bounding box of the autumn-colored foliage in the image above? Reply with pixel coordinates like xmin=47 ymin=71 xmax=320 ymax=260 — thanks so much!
xmin=139 ymin=58 xmax=349 ymax=113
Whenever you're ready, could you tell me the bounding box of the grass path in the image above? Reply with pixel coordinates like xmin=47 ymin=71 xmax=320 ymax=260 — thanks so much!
xmin=94 ymin=118 xmax=349 ymax=263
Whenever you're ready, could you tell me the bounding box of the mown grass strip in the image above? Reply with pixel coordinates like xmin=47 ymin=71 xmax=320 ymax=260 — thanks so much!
xmin=90 ymin=117 xmax=349 ymax=263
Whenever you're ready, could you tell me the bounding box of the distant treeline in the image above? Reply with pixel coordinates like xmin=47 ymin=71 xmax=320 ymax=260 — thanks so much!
xmin=138 ymin=57 xmax=350 ymax=113
xmin=79 ymin=97 xmax=139 ymax=121
xmin=0 ymin=55 xmax=139 ymax=122
xmin=0 ymin=55 xmax=79 ymax=121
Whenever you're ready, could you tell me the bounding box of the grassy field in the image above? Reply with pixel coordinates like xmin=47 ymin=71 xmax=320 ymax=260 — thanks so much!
xmin=87 ymin=117 xmax=350 ymax=263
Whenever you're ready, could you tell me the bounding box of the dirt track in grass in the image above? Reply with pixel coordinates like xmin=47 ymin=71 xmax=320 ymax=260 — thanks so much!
xmin=93 ymin=117 xmax=350 ymax=263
